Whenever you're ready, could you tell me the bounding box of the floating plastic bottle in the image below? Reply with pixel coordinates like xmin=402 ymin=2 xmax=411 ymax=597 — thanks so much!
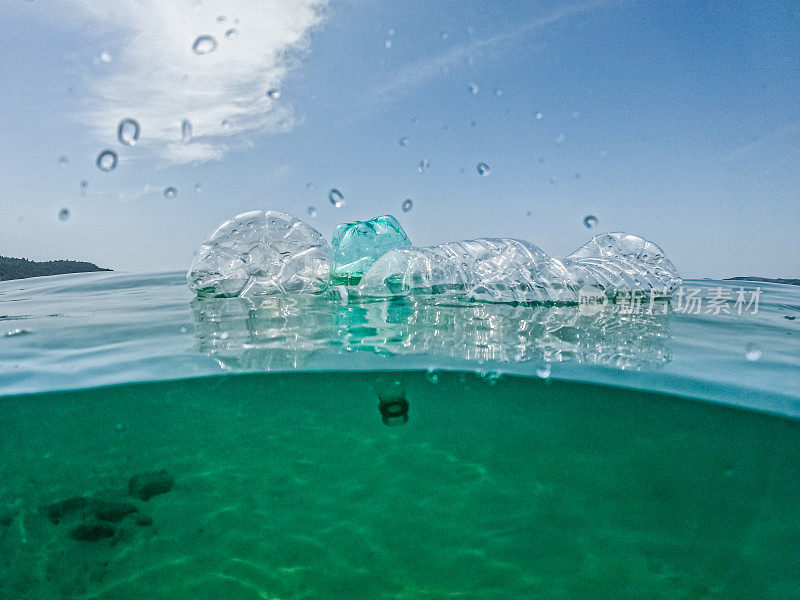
xmin=330 ymin=215 xmax=412 ymax=283
xmin=357 ymin=233 xmax=680 ymax=303
xmin=187 ymin=210 xmax=332 ymax=297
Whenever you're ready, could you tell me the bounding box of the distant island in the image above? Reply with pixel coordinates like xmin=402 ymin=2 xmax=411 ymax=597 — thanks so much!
xmin=725 ymin=276 xmax=800 ymax=286
xmin=0 ymin=255 xmax=111 ymax=281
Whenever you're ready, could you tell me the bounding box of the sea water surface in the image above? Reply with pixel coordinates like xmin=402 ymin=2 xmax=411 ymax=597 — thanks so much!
xmin=1 ymin=272 xmax=799 ymax=599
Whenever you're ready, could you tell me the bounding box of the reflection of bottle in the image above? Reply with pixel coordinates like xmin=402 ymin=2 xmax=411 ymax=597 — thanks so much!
xmin=374 ymin=377 xmax=409 ymax=427
xmin=190 ymin=293 xmax=673 ymax=373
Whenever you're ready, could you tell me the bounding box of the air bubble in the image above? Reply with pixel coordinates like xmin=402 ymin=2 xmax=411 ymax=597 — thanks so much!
xmin=79 ymin=180 xmax=88 ymax=195
xmin=117 ymin=118 xmax=140 ymax=145
xmin=181 ymin=119 xmax=193 ymax=142
xmin=267 ymin=89 xmax=281 ymax=99
xmin=58 ymin=156 xmax=69 ymax=167
xmin=225 ymin=28 xmax=238 ymax=40
xmin=535 ymin=112 xmax=543 ymax=120
xmin=476 ymin=162 xmax=491 ymax=176
xmin=745 ymin=343 xmax=762 ymax=361
xmin=96 ymin=150 xmax=118 ymax=172
xmin=221 ymin=119 xmax=231 ymax=130
xmin=494 ymin=88 xmax=502 ymax=97
xmin=307 ymin=206 xmax=317 ymax=218
xmin=583 ymin=215 xmax=599 ymax=229
xmin=536 ymin=364 xmax=551 ymax=379
xmin=398 ymin=136 xmax=409 ymax=147
xmin=555 ymin=133 xmax=566 ymax=145
xmin=58 ymin=208 xmax=70 ymax=221
xmin=401 ymin=199 xmax=413 ymax=212
xmin=418 ymin=158 xmax=430 ymax=173
xmin=194 ymin=183 xmax=202 ymax=193
xmin=440 ymin=31 xmax=448 ymax=40
xmin=384 ymin=40 xmax=392 ymax=49
xmin=468 ymin=83 xmax=479 ymax=95
xmin=328 ymin=188 xmax=344 ymax=208
xmin=164 ymin=187 xmax=177 ymax=199
xmin=192 ymin=35 xmax=218 ymax=55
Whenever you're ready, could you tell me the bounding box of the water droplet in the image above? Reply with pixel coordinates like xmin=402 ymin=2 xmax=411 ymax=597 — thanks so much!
xmin=163 ymin=187 xmax=177 ymax=199
xmin=266 ymin=88 xmax=281 ymax=99
xmin=536 ymin=364 xmax=551 ymax=379
xmin=117 ymin=118 xmax=140 ymax=145
xmin=468 ymin=82 xmax=479 ymax=95
xmin=80 ymin=180 xmax=89 ymax=195
xmin=192 ymin=35 xmax=218 ymax=55
xmin=5 ymin=328 xmax=30 ymax=337
xmin=384 ymin=39 xmax=392 ymax=49
xmin=440 ymin=31 xmax=448 ymax=40
xmin=555 ymin=133 xmax=566 ymax=145
xmin=401 ymin=198 xmax=413 ymax=212
xmin=535 ymin=112 xmax=543 ymax=120
xmin=58 ymin=156 xmax=69 ymax=167
xmin=583 ymin=215 xmax=599 ymax=229
xmin=398 ymin=136 xmax=409 ymax=147
xmin=96 ymin=150 xmax=118 ymax=172
xmin=328 ymin=188 xmax=344 ymax=208
xmin=494 ymin=88 xmax=502 ymax=97
xmin=745 ymin=343 xmax=762 ymax=361
xmin=99 ymin=51 xmax=113 ymax=63
xmin=180 ymin=326 xmax=188 ymax=334
xmin=58 ymin=208 xmax=70 ymax=221
xmin=194 ymin=183 xmax=202 ymax=193
xmin=221 ymin=119 xmax=231 ymax=131
xmin=307 ymin=206 xmax=317 ymax=218
xmin=476 ymin=162 xmax=491 ymax=176
xmin=225 ymin=28 xmax=238 ymax=40
xmin=418 ymin=158 xmax=430 ymax=173
xmin=387 ymin=28 xmax=395 ymax=37
xmin=181 ymin=119 xmax=192 ymax=142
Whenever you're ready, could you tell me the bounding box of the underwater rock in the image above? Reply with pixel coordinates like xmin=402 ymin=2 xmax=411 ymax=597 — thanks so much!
xmin=358 ymin=232 xmax=681 ymax=303
xmin=90 ymin=499 xmax=139 ymax=523
xmin=42 ymin=496 xmax=88 ymax=524
xmin=187 ymin=210 xmax=332 ymax=297
xmin=69 ymin=521 xmax=116 ymax=542
xmin=331 ymin=215 xmax=412 ymax=282
xmin=128 ymin=470 xmax=174 ymax=501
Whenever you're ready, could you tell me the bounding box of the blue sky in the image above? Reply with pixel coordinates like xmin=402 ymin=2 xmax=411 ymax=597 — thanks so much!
xmin=1 ymin=0 xmax=798 ymax=278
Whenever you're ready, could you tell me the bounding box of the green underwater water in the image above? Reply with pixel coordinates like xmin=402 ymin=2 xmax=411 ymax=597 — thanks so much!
xmin=2 ymin=371 xmax=799 ymax=600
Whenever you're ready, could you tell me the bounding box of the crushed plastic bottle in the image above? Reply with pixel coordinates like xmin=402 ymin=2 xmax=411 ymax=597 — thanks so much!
xmin=357 ymin=233 xmax=680 ymax=303
xmin=330 ymin=215 xmax=412 ymax=282
xmin=187 ymin=210 xmax=332 ymax=297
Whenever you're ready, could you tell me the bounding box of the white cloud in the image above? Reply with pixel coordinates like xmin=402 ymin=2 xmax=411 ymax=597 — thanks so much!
xmin=70 ymin=0 xmax=328 ymax=164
